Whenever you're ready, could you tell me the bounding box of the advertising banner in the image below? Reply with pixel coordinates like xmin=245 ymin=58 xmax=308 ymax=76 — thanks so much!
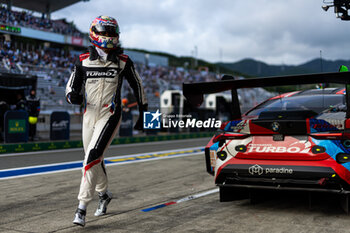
xmin=4 ymin=110 xmax=28 ymax=143
xmin=71 ymin=36 xmax=83 ymax=46
xmin=50 ymin=111 xmax=70 ymax=141
xmin=0 ymin=24 xmax=21 ymax=33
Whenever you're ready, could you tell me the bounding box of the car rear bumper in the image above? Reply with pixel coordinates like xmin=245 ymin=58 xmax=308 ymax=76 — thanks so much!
xmin=217 ymin=183 xmax=350 ymax=194
xmin=216 ymin=163 xmax=350 ymax=193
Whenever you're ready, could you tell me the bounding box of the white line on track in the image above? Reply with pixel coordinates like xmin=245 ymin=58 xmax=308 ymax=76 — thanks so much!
xmin=176 ymin=188 xmax=219 ymax=203
xmin=0 ymin=147 xmax=204 ymax=180
xmin=106 ymin=146 xmax=203 ymax=159
xmin=141 ymin=188 xmax=219 ymax=212
xmin=106 ymin=151 xmax=204 ymax=167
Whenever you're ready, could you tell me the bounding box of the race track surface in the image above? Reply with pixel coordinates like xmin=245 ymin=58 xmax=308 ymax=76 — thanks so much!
xmin=1 ymin=138 xmax=350 ymax=232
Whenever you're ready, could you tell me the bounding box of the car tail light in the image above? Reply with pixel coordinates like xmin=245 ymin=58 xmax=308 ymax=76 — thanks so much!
xmin=310 ymin=133 xmax=343 ymax=140
xmin=336 ymin=153 xmax=350 ymax=163
xmin=309 ymin=134 xmax=350 ymax=149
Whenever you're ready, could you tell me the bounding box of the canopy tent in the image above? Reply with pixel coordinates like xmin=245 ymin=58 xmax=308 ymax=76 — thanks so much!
xmin=0 ymin=0 xmax=83 ymax=14
xmin=0 ymin=73 xmax=37 ymax=105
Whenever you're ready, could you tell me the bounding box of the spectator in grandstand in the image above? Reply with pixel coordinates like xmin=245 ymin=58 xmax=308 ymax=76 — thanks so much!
xmin=66 ymin=15 xmax=147 ymax=227
xmin=0 ymin=5 xmax=84 ymax=37
xmin=26 ymin=89 xmax=40 ymax=141
xmin=0 ymin=37 xmax=79 ymax=73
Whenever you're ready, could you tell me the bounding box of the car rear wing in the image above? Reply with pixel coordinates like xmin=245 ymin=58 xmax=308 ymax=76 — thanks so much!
xmin=183 ymin=72 xmax=350 ymax=119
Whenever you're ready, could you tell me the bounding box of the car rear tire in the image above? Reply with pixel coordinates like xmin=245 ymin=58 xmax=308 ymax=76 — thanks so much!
xmin=219 ymin=186 xmax=248 ymax=202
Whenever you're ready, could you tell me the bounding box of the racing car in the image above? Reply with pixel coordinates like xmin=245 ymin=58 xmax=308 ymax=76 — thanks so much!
xmin=183 ymin=71 xmax=350 ymax=212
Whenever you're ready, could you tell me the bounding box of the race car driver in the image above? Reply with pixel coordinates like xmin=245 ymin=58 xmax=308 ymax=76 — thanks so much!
xmin=65 ymin=15 xmax=148 ymax=227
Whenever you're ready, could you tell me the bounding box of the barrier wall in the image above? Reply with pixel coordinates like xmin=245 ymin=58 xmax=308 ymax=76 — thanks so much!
xmin=0 ymin=132 xmax=213 ymax=154
xmin=4 ymin=110 xmax=29 ymax=143
xmin=50 ymin=111 xmax=70 ymax=140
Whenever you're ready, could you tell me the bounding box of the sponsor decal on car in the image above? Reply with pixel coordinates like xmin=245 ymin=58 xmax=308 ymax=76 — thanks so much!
xmin=247 ymin=143 xmax=311 ymax=153
xmin=224 ymin=120 xmax=249 ymax=132
xmin=248 ymin=164 xmax=263 ymax=175
xmin=309 ymin=118 xmax=344 ymax=132
xmin=312 ymin=123 xmax=343 ymax=129
xmin=265 ymin=167 xmax=293 ymax=174
xmin=271 ymin=122 xmax=281 ymax=132
xmin=248 ymin=164 xmax=293 ymax=175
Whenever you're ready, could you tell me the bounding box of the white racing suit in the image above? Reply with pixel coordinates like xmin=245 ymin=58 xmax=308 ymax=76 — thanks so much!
xmin=66 ymin=46 xmax=147 ymax=206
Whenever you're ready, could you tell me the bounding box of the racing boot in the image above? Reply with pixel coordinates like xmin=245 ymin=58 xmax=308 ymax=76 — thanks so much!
xmin=94 ymin=190 xmax=113 ymax=216
xmin=73 ymin=208 xmax=86 ymax=227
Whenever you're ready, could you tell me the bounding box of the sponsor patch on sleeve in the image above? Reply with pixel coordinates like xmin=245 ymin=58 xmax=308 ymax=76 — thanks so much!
xmin=119 ymin=54 xmax=128 ymax=62
xmin=79 ymin=53 xmax=90 ymax=61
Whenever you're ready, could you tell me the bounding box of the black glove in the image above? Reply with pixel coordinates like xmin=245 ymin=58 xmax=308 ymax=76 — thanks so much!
xmin=66 ymin=92 xmax=83 ymax=105
xmin=134 ymin=104 xmax=148 ymax=130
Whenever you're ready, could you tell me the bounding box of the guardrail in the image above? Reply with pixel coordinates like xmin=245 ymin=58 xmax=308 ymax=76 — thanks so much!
xmin=0 ymin=132 xmax=213 ymax=154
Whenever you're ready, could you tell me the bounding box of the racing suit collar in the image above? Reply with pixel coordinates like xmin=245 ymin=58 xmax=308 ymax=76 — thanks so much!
xmin=88 ymin=46 xmax=99 ymax=61
xmin=96 ymin=47 xmax=108 ymax=62
xmin=88 ymin=45 xmax=123 ymax=63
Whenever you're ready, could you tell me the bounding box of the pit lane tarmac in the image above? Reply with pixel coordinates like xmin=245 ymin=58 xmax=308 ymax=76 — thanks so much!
xmin=2 ymin=138 xmax=350 ymax=232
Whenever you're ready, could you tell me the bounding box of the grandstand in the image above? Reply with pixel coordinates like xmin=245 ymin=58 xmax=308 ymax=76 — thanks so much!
xmin=0 ymin=0 xmax=273 ymax=117
xmin=0 ymin=0 xmax=88 ymax=110
xmin=0 ymin=0 xmax=213 ymax=112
